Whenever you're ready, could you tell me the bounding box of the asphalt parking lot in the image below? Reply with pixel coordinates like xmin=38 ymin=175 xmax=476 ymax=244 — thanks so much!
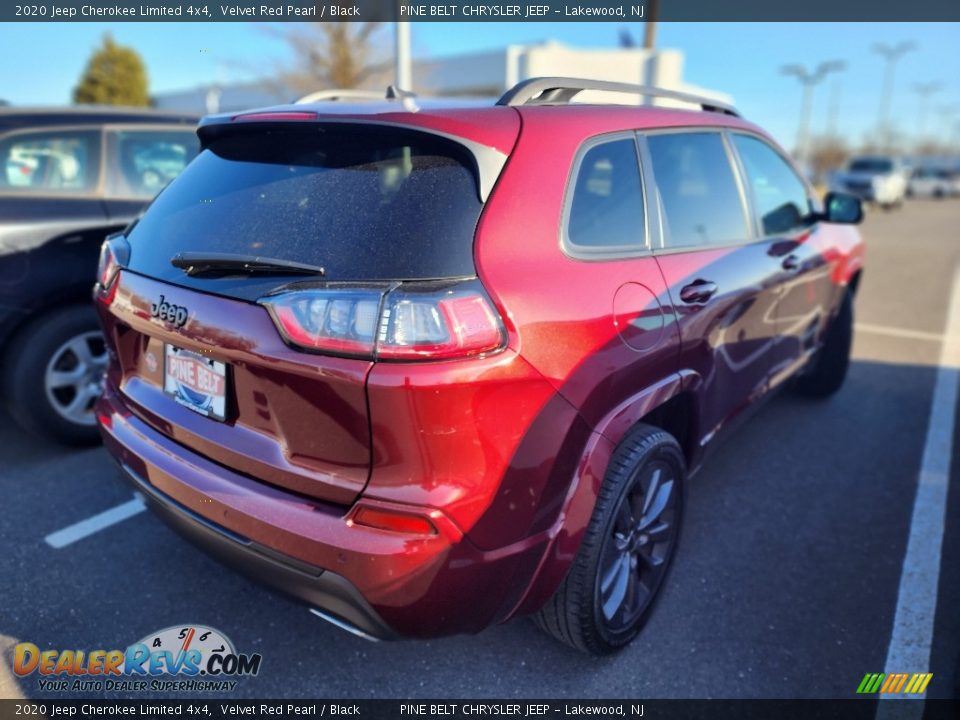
xmin=2 ymin=200 xmax=959 ymax=700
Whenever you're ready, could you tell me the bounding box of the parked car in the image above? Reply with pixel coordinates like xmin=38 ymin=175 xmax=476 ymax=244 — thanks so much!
xmin=907 ymin=166 xmax=960 ymax=198
xmin=0 ymin=107 xmax=198 ymax=444
xmin=94 ymin=79 xmax=864 ymax=654
xmin=830 ymin=155 xmax=908 ymax=209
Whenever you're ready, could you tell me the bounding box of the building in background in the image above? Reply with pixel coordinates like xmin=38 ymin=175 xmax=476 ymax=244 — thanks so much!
xmin=152 ymin=41 xmax=732 ymax=113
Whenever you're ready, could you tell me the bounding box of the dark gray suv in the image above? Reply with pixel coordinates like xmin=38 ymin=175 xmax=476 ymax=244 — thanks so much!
xmin=0 ymin=106 xmax=197 ymax=444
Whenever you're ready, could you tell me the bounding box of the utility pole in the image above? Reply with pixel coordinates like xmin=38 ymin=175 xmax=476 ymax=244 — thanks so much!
xmin=640 ymin=0 xmax=660 ymax=104
xmin=394 ymin=16 xmax=412 ymax=91
xmin=872 ymin=41 xmax=917 ymax=150
xmin=781 ymin=61 xmax=845 ymax=166
xmin=642 ymin=0 xmax=660 ymax=49
xmin=826 ymin=74 xmax=844 ymax=139
xmin=912 ymin=82 xmax=943 ymax=148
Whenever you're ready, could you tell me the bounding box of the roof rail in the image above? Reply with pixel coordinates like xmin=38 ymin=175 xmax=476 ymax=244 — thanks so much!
xmin=496 ymin=77 xmax=739 ymax=116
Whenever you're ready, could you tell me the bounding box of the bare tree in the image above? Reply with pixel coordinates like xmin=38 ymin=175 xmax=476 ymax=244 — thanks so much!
xmin=807 ymin=135 xmax=850 ymax=183
xmin=272 ymin=22 xmax=391 ymax=94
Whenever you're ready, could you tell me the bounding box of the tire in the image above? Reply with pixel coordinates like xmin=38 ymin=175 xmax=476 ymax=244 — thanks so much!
xmin=1 ymin=305 xmax=106 ymax=445
xmin=795 ymin=290 xmax=853 ymax=398
xmin=533 ymin=424 xmax=685 ymax=655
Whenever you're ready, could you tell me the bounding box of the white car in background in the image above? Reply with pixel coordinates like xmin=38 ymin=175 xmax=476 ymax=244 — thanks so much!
xmin=831 ymin=155 xmax=908 ymax=209
xmin=907 ymin=167 xmax=960 ymax=199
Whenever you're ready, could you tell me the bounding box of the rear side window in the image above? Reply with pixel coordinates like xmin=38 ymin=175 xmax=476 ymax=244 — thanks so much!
xmin=106 ymin=128 xmax=199 ymax=199
xmin=125 ymin=125 xmax=483 ymax=290
xmin=647 ymin=132 xmax=749 ymax=248
xmin=565 ymin=137 xmax=645 ymax=251
xmin=0 ymin=129 xmax=101 ymax=193
xmin=732 ymin=134 xmax=813 ymax=236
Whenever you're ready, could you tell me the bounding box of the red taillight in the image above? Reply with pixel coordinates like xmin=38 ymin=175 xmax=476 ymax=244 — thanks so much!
xmin=377 ymin=291 xmax=504 ymax=360
xmin=260 ymin=281 xmax=505 ymax=361
xmin=231 ymin=111 xmax=318 ymax=122
xmin=96 ymin=235 xmax=129 ymax=303
xmin=264 ymin=289 xmax=381 ymax=357
xmin=348 ymin=505 xmax=437 ymax=536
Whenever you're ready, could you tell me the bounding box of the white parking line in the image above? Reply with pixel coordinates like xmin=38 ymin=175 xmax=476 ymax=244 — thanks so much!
xmin=855 ymin=323 xmax=944 ymax=344
xmin=44 ymin=496 xmax=146 ymax=549
xmin=877 ymin=265 xmax=960 ymax=713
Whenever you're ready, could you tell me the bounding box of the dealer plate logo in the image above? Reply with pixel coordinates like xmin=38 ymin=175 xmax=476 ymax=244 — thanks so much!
xmin=12 ymin=624 xmax=262 ymax=693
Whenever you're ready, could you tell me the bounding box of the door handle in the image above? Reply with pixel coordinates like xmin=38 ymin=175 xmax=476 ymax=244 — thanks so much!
xmin=679 ymin=279 xmax=718 ymax=304
xmin=781 ymin=254 xmax=801 ymax=272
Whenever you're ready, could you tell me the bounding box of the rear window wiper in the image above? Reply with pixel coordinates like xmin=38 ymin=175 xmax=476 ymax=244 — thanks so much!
xmin=171 ymin=252 xmax=326 ymax=277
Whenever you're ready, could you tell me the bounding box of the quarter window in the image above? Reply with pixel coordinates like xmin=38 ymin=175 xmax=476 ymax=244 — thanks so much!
xmin=732 ymin=134 xmax=813 ymax=236
xmin=566 ymin=137 xmax=645 ymax=251
xmin=646 ymin=132 xmax=749 ymax=248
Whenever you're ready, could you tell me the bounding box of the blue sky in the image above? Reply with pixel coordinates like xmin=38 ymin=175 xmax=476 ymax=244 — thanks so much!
xmin=1 ymin=21 xmax=958 ymax=149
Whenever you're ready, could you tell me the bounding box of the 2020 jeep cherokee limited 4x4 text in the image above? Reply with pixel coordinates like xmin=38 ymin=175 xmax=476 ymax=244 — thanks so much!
xmin=94 ymin=78 xmax=864 ymax=655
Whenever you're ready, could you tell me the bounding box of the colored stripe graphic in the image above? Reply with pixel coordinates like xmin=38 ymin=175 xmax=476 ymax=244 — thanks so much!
xmin=903 ymin=673 xmax=933 ymax=694
xmin=893 ymin=674 xmax=909 ymax=693
xmin=858 ymin=672 xmax=933 ymax=694
xmin=857 ymin=673 xmax=886 ymax=694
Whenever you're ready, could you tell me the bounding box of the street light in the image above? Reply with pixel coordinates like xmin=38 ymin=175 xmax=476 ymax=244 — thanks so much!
xmin=780 ymin=60 xmax=846 ymax=165
xmin=912 ymin=81 xmax=943 ymax=147
xmin=872 ymin=41 xmax=917 ymax=148
xmin=394 ymin=21 xmax=412 ymax=91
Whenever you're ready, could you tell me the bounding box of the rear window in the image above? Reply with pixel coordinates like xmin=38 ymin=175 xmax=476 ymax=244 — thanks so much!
xmin=125 ymin=125 xmax=484 ymax=294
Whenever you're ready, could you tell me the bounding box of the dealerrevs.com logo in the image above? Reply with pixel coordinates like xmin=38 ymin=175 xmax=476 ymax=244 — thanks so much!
xmin=13 ymin=625 xmax=262 ymax=693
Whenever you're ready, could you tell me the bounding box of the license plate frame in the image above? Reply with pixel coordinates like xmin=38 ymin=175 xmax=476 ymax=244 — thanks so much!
xmin=163 ymin=344 xmax=228 ymax=422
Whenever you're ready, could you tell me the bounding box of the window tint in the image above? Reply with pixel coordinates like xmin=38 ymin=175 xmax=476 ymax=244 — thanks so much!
xmin=125 ymin=125 xmax=484 ymax=294
xmin=106 ymin=129 xmax=199 ymax=198
xmin=732 ymin=134 xmax=813 ymax=236
xmin=646 ymin=132 xmax=748 ymax=248
xmin=0 ymin=130 xmax=100 ymax=192
xmin=566 ymin=137 xmax=644 ymax=250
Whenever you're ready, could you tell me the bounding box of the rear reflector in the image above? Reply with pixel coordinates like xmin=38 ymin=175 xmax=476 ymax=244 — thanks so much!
xmin=260 ymin=280 xmax=505 ymax=361
xmin=348 ymin=506 xmax=437 ymax=536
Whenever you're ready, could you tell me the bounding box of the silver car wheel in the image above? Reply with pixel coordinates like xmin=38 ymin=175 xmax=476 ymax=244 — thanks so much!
xmin=43 ymin=331 xmax=108 ymax=426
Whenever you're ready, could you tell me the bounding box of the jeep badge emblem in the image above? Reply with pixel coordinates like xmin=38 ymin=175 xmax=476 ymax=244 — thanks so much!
xmin=151 ymin=295 xmax=189 ymax=328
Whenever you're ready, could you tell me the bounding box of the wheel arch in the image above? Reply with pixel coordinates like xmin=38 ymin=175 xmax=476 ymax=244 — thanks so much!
xmin=508 ymin=374 xmax=699 ymax=620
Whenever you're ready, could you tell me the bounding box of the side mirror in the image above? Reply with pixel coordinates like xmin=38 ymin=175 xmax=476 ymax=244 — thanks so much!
xmin=822 ymin=192 xmax=863 ymax=225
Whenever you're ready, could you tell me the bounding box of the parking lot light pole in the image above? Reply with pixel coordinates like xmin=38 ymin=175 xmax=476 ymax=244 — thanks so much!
xmin=394 ymin=20 xmax=412 ymax=92
xmin=872 ymin=41 xmax=917 ymax=150
xmin=781 ymin=61 xmax=845 ymax=166
xmin=912 ymin=82 xmax=943 ymax=148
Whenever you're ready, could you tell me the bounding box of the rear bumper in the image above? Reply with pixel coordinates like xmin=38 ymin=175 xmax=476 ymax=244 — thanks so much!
xmin=115 ymin=458 xmax=396 ymax=641
xmin=96 ymin=384 xmax=554 ymax=639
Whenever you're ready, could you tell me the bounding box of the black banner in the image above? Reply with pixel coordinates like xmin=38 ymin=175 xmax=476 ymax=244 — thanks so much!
xmin=4 ymin=0 xmax=960 ymax=23
xmin=2 ymin=700 xmax=960 ymax=720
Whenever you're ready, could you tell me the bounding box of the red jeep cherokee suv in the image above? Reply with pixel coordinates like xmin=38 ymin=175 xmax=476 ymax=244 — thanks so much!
xmin=94 ymin=78 xmax=864 ymax=655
